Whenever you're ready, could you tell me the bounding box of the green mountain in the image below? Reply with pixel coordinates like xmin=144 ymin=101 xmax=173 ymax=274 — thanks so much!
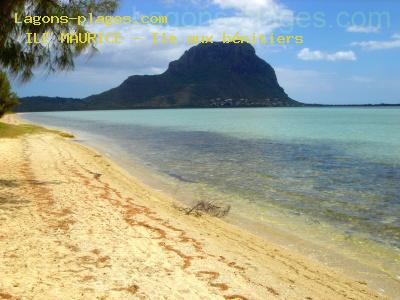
xmin=16 ymin=42 xmax=302 ymax=112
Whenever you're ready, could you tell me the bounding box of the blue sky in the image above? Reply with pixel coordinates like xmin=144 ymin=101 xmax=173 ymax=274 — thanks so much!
xmin=12 ymin=0 xmax=400 ymax=104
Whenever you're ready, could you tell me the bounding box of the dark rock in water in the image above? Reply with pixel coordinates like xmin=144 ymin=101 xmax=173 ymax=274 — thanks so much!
xmin=16 ymin=42 xmax=302 ymax=112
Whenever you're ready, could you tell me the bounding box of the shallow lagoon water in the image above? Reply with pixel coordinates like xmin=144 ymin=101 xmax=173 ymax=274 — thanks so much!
xmin=23 ymin=107 xmax=400 ymax=295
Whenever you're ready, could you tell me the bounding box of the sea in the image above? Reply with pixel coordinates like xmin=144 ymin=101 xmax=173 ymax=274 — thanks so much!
xmin=22 ymin=107 xmax=400 ymax=297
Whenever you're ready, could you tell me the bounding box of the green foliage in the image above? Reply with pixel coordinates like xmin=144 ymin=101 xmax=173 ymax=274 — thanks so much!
xmin=0 ymin=0 xmax=119 ymax=81
xmin=0 ymin=0 xmax=118 ymax=114
xmin=0 ymin=122 xmax=75 ymax=139
xmin=0 ymin=72 xmax=19 ymax=118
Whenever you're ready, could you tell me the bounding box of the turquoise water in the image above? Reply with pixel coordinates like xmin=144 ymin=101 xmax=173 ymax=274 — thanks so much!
xmin=23 ymin=108 xmax=400 ymax=289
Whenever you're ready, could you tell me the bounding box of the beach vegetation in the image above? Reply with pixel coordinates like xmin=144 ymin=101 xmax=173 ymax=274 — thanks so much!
xmin=0 ymin=122 xmax=74 ymax=139
xmin=1 ymin=0 xmax=119 ymax=81
xmin=0 ymin=72 xmax=19 ymax=118
xmin=0 ymin=0 xmax=119 ymax=113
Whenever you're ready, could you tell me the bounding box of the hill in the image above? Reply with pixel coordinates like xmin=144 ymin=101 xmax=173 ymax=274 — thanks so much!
xmin=16 ymin=42 xmax=302 ymax=112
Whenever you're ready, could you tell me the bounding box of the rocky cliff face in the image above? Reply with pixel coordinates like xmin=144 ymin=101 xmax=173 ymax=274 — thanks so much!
xmin=17 ymin=42 xmax=301 ymax=112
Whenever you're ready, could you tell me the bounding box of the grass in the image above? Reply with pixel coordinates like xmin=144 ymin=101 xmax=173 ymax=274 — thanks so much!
xmin=0 ymin=122 xmax=74 ymax=139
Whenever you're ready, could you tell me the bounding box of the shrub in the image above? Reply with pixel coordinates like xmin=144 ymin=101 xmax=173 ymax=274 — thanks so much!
xmin=0 ymin=72 xmax=18 ymax=118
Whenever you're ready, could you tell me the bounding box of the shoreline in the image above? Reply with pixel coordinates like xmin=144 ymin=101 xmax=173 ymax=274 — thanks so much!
xmin=69 ymin=126 xmax=400 ymax=298
xmin=0 ymin=114 xmax=389 ymax=299
xmin=18 ymin=112 xmax=400 ymax=297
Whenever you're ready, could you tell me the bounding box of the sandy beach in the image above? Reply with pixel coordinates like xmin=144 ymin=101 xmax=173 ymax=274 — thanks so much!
xmin=0 ymin=114 xmax=386 ymax=299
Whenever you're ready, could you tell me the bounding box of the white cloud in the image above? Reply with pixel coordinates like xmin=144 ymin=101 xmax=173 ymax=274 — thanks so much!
xmin=213 ymin=0 xmax=292 ymax=18
xmin=214 ymin=0 xmax=275 ymax=10
xmin=18 ymin=0 xmax=297 ymax=97
xmin=297 ymin=48 xmax=357 ymax=61
xmin=346 ymin=25 xmax=379 ymax=33
xmin=212 ymin=0 xmax=293 ymax=33
xmin=77 ymin=0 xmax=294 ymax=77
xmin=351 ymin=33 xmax=400 ymax=50
xmin=275 ymin=67 xmax=399 ymax=104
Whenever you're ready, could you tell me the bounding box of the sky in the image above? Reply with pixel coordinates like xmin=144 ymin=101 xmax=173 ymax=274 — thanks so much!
xmin=12 ymin=0 xmax=400 ymax=104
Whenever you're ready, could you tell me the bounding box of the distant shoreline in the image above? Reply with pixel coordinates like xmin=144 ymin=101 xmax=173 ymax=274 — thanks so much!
xmin=305 ymin=103 xmax=400 ymax=107
xmin=14 ymin=98 xmax=400 ymax=113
